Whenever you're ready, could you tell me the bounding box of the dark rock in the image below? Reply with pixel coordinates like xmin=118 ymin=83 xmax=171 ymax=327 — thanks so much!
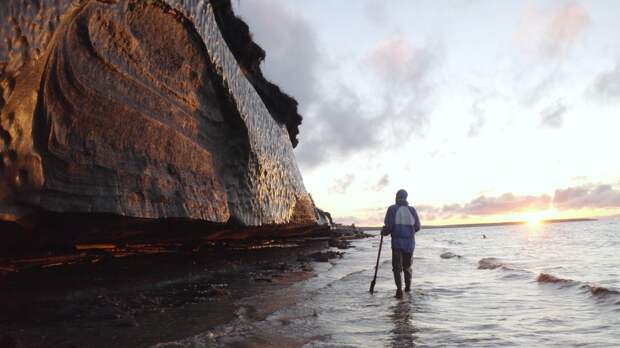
xmin=113 ymin=317 xmax=138 ymax=328
xmin=205 ymin=286 xmax=230 ymax=297
xmin=309 ymin=251 xmax=344 ymax=263
xmin=210 ymin=0 xmax=302 ymax=147
xmin=440 ymin=252 xmax=462 ymax=259
xmin=0 ymin=335 xmax=17 ymax=348
xmin=328 ymin=238 xmax=351 ymax=249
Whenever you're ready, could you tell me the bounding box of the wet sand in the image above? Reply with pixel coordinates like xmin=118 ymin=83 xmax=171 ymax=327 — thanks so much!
xmin=0 ymin=230 xmax=365 ymax=348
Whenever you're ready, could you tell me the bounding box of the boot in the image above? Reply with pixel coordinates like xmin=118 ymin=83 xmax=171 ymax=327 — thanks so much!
xmin=404 ymin=273 xmax=411 ymax=292
xmin=393 ymin=271 xmax=403 ymax=298
xmin=395 ymin=288 xmax=403 ymax=299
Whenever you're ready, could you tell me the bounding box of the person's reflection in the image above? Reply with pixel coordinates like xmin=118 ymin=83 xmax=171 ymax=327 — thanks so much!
xmin=388 ymin=298 xmax=418 ymax=347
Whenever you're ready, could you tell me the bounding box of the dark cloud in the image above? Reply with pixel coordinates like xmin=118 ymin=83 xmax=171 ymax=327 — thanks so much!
xmin=234 ymin=0 xmax=321 ymax=110
xmin=373 ymin=174 xmax=390 ymax=192
xmin=297 ymin=36 xmax=441 ymax=169
xmin=295 ymin=87 xmax=380 ymax=168
xmin=591 ymin=62 xmax=620 ymax=101
xmin=467 ymin=101 xmax=485 ymax=137
xmin=540 ymin=99 xmax=566 ymax=128
xmin=328 ymin=174 xmax=355 ymax=194
xmin=237 ymin=4 xmax=441 ymax=169
xmin=553 ymin=184 xmax=620 ymax=210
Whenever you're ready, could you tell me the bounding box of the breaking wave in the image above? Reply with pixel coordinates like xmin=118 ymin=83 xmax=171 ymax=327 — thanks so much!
xmin=537 ymin=273 xmax=620 ymax=300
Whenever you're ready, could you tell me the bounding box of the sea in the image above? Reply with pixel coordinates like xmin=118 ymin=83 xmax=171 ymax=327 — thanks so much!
xmin=155 ymin=218 xmax=620 ymax=347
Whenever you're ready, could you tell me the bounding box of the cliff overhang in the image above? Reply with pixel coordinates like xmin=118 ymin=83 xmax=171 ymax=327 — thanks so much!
xmin=0 ymin=0 xmax=321 ymax=257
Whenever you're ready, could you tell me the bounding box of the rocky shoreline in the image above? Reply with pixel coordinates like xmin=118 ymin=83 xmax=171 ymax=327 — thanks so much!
xmin=0 ymin=226 xmax=370 ymax=347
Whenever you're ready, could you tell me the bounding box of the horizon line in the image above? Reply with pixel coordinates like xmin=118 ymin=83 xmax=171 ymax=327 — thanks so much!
xmin=354 ymin=217 xmax=597 ymax=230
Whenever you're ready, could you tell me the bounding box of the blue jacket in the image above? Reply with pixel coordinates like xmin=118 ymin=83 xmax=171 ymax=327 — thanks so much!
xmin=383 ymin=203 xmax=421 ymax=253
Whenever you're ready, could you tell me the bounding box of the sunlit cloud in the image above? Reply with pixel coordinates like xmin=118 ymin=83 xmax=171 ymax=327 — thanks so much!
xmin=367 ymin=35 xmax=442 ymax=139
xmin=553 ymin=184 xmax=620 ymax=210
xmin=514 ymin=1 xmax=591 ymax=58
xmin=237 ymin=1 xmax=620 ymax=228
xmin=337 ymin=181 xmax=620 ymax=225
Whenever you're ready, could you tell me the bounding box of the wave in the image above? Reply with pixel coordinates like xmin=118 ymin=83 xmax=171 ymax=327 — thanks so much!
xmin=537 ymin=272 xmax=620 ymax=300
xmin=434 ymin=238 xmax=463 ymax=245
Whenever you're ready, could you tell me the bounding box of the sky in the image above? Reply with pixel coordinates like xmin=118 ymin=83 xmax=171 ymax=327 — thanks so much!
xmin=233 ymin=0 xmax=620 ymax=226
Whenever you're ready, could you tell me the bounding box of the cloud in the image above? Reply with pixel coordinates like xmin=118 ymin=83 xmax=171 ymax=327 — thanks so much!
xmin=328 ymin=174 xmax=355 ymax=194
xmin=238 ymin=5 xmax=442 ymax=169
xmin=540 ymin=99 xmax=567 ymax=128
xmin=297 ymin=36 xmax=441 ymax=169
xmin=423 ymin=183 xmax=620 ymax=220
xmin=553 ymin=184 xmax=620 ymax=210
xmin=372 ymin=174 xmax=390 ymax=192
xmin=364 ymin=0 xmax=389 ymax=25
xmin=466 ymin=85 xmax=500 ymax=137
xmin=339 ymin=181 xmax=620 ymax=225
xmin=514 ymin=2 xmax=590 ymax=58
xmin=367 ymin=35 xmax=441 ymax=140
xmin=517 ymin=69 xmax=563 ymax=107
xmin=388 ymin=193 xmax=552 ymax=222
xmin=467 ymin=100 xmax=486 ymax=137
xmin=295 ymin=86 xmax=380 ymax=168
xmin=334 ymin=206 xmax=387 ymax=226
xmin=590 ymin=61 xmax=620 ymax=101
xmin=233 ymin=0 xmax=321 ymax=109
xmin=458 ymin=193 xmax=552 ymax=215
xmin=412 ymin=192 xmax=553 ymax=221
xmin=368 ymin=36 xmax=436 ymax=91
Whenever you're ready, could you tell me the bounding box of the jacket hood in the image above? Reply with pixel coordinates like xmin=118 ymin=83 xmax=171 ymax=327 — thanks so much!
xmin=396 ymin=189 xmax=408 ymax=206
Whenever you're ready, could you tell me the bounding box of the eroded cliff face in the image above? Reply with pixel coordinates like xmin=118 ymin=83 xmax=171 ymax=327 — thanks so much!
xmin=0 ymin=0 xmax=315 ymax=229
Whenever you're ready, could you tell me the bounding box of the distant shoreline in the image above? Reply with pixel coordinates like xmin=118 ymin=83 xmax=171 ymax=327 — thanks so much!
xmin=357 ymin=217 xmax=597 ymax=231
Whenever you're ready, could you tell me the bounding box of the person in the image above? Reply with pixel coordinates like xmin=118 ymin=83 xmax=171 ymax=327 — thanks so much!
xmin=381 ymin=189 xmax=421 ymax=298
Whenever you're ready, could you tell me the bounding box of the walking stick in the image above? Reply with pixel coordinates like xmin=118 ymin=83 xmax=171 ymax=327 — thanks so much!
xmin=369 ymin=232 xmax=384 ymax=293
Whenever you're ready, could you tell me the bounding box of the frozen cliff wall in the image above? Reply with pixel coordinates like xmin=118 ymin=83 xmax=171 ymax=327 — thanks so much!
xmin=0 ymin=0 xmax=315 ymax=228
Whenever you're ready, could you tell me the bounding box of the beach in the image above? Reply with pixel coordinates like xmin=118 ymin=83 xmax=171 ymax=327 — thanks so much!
xmin=0 ymin=228 xmax=365 ymax=347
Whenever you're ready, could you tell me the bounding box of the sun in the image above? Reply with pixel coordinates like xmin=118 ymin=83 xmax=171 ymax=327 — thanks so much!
xmin=525 ymin=214 xmax=542 ymax=226
xmin=522 ymin=209 xmax=556 ymax=226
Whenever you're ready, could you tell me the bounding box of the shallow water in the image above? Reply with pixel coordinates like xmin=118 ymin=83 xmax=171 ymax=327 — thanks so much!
xmin=156 ymin=219 xmax=620 ymax=347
